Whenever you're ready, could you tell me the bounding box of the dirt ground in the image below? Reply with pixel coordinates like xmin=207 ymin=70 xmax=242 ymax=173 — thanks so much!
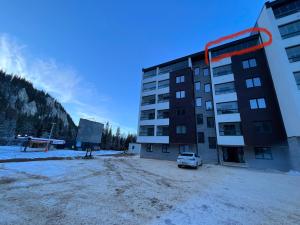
xmin=0 ymin=156 xmax=299 ymax=225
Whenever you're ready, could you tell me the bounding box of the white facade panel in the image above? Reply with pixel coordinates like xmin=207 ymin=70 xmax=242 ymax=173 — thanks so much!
xmin=137 ymin=136 xmax=169 ymax=144
xmin=139 ymin=119 xmax=169 ymax=126
xmin=257 ymin=6 xmax=300 ymax=137
xmin=216 ymin=113 xmax=241 ymax=123
xmin=214 ymin=92 xmax=238 ymax=104
xmin=211 ymin=57 xmax=232 ymax=68
xmin=212 ymin=74 xmax=235 ymax=85
xmin=217 ymin=136 xmax=245 ymax=146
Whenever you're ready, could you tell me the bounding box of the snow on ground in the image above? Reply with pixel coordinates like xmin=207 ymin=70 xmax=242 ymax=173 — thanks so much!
xmin=0 ymin=145 xmax=123 ymax=160
xmin=0 ymin=157 xmax=299 ymax=225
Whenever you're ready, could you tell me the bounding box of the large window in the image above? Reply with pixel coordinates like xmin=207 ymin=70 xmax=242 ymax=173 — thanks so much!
xmin=196 ymin=114 xmax=203 ymax=125
xmin=279 ymin=20 xmax=300 ymax=39
xmin=242 ymin=58 xmax=257 ymax=69
xmin=143 ymin=69 xmax=156 ymax=79
xmin=195 ymin=82 xmax=201 ymax=91
xmin=255 ymin=147 xmax=272 ymax=160
xmin=286 ymin=45 xmax=300 ymax=63
xmin=157 ymin=93 xmax=169 ymax=103
xmin=157 ymin=109 xmax=169 ymax=119
xmin=176 ymin=125 xmax=187 ymax=134
xmin=213 ymin=64 xmax=232 ymax=77
xmin=217 ymin=101 xmax=238 ymax=115
xmin=143 ymin=81 xmax=156 ymax=92
xmin=273 ymin=0 xmax=300 ymax=19
xmin=215 ymin=82 xmax=236 ymax=95
xmin=196 ymin=98 xmax=202 ymax=107
xmin=176 ymin=91 xmax=186 ymax=99
xmin=250 ymin=98 xmax=266 ymax=109
xmin=194 ymin=67 xmax=200 ymax=76
xmin=141 ymin=95 xmax=155 ymax=105
xmin=197 ymin=132 xmax=205 ymax=143
xmin=139 ymin=126 xmax=154 ymax=136
xmin=176 ymin=75 xmax=185 ymax=83
xmin=158 ymin=79 xmax=169 ymax=89
xmin=159 ymin=60 xmax=189 ymax=74
xmin=246 ymin=77 xmax=261 ymax=88
xmin=140 ymin=109 xmax=155 ymax=120
xmin=157 ymin=126 xmax=169 ymax=136
xmin=207 ymin=117 xmax=215 ymax=128
xmin=162 ymin=144 xmax=169 ymax=153
xmin=254 ymin=121 xmax=272 ymax=134
xmin=179 ymin=145 xmax=189 ymax=153
xmin=208 ymin=137 xmax=217 ymax=149
xmin=146 ymin=144 xmax=153 ymax=152
xmin=294 ymin=71 xmax=300 ymax=89
xmin=176 ymin=108 xmax=186 ymax=116
xmin=206 ymin=101 xmax=213 ymax=111
xmin=204 ymin=84 xmax=211 ymax=93
xmin=219 ymin=122 xmax=242 ymax=136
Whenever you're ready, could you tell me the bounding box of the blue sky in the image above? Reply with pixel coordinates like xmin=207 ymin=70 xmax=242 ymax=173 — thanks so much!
xmin=0 ymin=0 xmax=265 ymax=134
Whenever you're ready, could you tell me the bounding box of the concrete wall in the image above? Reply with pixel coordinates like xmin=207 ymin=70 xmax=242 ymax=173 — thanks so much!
xmin=140 ymin=144 xmax=196 ymax=161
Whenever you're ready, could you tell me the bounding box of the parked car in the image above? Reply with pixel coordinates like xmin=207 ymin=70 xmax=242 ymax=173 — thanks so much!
xmin=177 ymin=152 xmax=202 ymax=169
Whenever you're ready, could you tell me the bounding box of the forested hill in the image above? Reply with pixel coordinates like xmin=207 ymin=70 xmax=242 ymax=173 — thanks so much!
xmin=0 ymin=70 xmax=77 ymax=141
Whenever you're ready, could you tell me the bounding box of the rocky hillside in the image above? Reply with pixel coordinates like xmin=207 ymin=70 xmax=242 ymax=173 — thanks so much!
xmin=0 ymin=70 xmax=77 ymax=141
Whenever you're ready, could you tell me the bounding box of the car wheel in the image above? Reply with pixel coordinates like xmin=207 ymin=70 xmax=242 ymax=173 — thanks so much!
xmin=178 ymin=165 xmax=182 ymax=168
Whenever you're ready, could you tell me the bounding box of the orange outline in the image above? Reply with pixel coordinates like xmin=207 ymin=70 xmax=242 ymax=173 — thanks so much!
xmin=204 ymin=27 xmax=272 ymax=65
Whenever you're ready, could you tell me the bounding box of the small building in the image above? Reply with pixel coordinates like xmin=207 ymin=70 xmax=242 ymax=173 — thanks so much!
xmin=128 ymin=143 xmax=141 ymax=154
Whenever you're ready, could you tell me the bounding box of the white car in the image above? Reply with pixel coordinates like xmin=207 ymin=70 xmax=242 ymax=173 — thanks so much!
xmin=177 ymin=152 xmax=202 ymax=169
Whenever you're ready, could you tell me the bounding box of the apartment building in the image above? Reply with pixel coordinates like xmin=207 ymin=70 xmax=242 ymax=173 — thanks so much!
xmin=137 ymin=0 xmax=300 ymax=171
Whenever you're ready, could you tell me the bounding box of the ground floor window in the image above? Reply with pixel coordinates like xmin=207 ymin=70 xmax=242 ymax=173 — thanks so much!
xmin=146 ymin=144 xmax=153 ymax=152
xmin=208 ymin=137 xmax=217 ymax=149
xmin=179 ymin=145 xmax=189 ymax=153
xmin=254 ymin=147 xmax=273 ymax=160
xmin=162 ymin=144 xmax=169 ymax=153
xmin=222 ymin=147 xmax=245 ymax=163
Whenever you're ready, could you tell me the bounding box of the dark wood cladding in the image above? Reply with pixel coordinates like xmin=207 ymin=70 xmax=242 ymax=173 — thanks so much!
xmin=232 ymin=49 xmax=287 ymax=146
xmin=169 ymin=68 xmax=196 ymax=144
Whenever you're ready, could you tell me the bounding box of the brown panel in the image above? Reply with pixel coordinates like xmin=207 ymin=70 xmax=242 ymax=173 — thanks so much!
xmin=169 ymin=68 xmax=196 ymax=144
xmin=232 ymin=48 xmax=287 ymax=146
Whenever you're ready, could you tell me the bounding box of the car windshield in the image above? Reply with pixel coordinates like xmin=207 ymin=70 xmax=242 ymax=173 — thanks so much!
xmin=181 ymin=153 xmax=194 ymax=157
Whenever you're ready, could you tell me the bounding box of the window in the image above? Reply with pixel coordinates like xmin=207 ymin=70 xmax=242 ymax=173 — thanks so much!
xmin=246 ymin=77 xmax=261 ymax=88
xmin=143 ymin=81 xmax=156 ymax=92
xmin=139 ymin=126 xmax=155 ymax=136
xmin=196 ymin=114 xmax=203 ymax=125
xmin=204 ymin=84 xmax=211 ymax=93
xmin=159 ymin=60 xmax=189 ymax=74
xmin=208 ymin=137 xmax=217 ymax=149
xmin=273 ymin=0 xmax=300 ymax=19
xmin=196 ymin=98 xmax=202 ymax=107
xmin=255 ymin=147 xmax=272 ymax=160
xmin=207 ymin=117 xmax=215 ymax=128
xmin=179 ymin=145 xmax=189 ymax=153
xmin=217 ymin=101 xmax=238 ymax=115
xmin=157 ymin=109 xmax=169 ymax=119
xmin=254 ymin=121 xmax=272 ymax=134
xmin=219 ymin=123 xmax=242 ymax=136
xmin=162 ymin=144 xmax=169 ymax=153
xmin=213 ymin=64 xmax=232 ymax=77
xmin=158 ymin=79 xmax=169 ymax=89
xmin=250 ymin=98 xmax=266 ymax=109
xmin=197 ymin=132 xmax=205 ymax=143
xmin=176 ymin=125 xmax=187 ymax=134
xmin=176 ymin=91 xmax=186 ymax=99
xmin=286 ymin=45 xmax=300 ymax=63
xmin=205 ymin=101 xmax=213 ymax=111
xmin=194 ymin=67 xmax=200 ymax=76
xmin=157 ymin=126 xmax=169 ymax=136
xmin=215 ymin=82 xmax=235 ymax=95
xmin=176 ymin=108 xmax=186 ymax=116
xmin=146 ymin=144 xmax=153 ymax=152
xmin=141 ymin=95 xmax=155 ymax=105
xmin=195 ymin=82 xmax=201 ymax=91
xmin=143 ymin=69 xmax=156 ymax=79
xmin=294 ymin=71 xmax=300 ymax=89
xmin=203 ymin=68 xmax=210 ymax=76
xmin=176 ymin=75 xmax=185 ymax=83
xmin=157 ymin=93 xmax=169 ymax=103
xmin=140 ymin=109 xmax=155 ymax=120
xmin=242 ymin=58 xmax=257 ymax=69
xmin=279 ymin=20 xmax=300 ymax=39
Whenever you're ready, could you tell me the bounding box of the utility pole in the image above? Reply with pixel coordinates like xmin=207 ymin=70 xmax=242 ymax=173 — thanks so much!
xmin=45 ymin=122 xmax=56 ymax=152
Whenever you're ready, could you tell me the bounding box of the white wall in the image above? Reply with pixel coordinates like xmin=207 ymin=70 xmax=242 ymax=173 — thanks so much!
xmin=257 ymin=7 xmax=300 ymax=137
